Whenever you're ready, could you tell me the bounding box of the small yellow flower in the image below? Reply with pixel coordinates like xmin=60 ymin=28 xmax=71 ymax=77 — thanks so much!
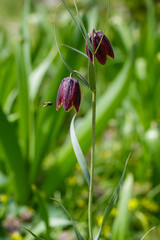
xmin=0 ymin=194 xmax=9 ymax=204
xmin=111 ymin=207 xmax=118 ymax=216
xmin=67 ymin=176 xmax=77 ymax=186
xmin=97 ymin=215 xmax=103 ymax=226
xmin=10 ymin=232 xmax=23 ymax=240
xmin=76 ymin=199 xmax=85 ymax=208
xmin=128 ymin=198 xmax=139 ymax=211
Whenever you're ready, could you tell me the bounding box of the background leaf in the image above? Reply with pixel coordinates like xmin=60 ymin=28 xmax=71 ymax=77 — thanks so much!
xmin=112 ymin=174 xmax=134 ymax=240
xmin=95 ymin=156 xmax=130 ymax=240
xmin=52 ymin=198 xmax=84 ymax=240
xmin=70 ymin=115 xmax=90 ymax=186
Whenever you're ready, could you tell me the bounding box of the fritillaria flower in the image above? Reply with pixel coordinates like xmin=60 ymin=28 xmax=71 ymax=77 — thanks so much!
xmin=56 ymin=77 xmax=81 ymax=113
xmin=86 ymin=30 xmax=114 ymax=65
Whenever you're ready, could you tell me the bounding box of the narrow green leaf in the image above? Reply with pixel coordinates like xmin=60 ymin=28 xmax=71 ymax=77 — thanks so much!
xmin=24 ymin=227 xmax=45 ymax=240
xmin=17 ymin=0 xmax=32 ymax=158
xmin=54 ymin=14 xmax=90 ymax=89
xmin=140 ymin=226 xmax=156 ymax=240
xmin=70 ymin=115 xmax=90 ymax=186
xmin=61 ymin=0 xmax=86 ymax=43
xmin=29 ymin=49 xmax=55 ymax=101
xmin=32 ymin=186 xmax=51 ymax=240
xmin=21 ymin=0 xmax=32 ymax=75
xmin=73 ymin=70 xmax=89 ymax=86
xmin=95 ymin=155 xmax=130 ymax=240
xmin=88 ymin=59 xmax=96 ymax=91
xmin=112 ymin=174 xmax=134 ymax=240
xmin=62 ymin=44 xmax=89 ymax=59
xmin=51 ymin=198 xmax=84 ymax=240
xmin=0 ymin=107 xmax=29 ymax=203
xmin=73 ymin=0 xmax=93 ymax=52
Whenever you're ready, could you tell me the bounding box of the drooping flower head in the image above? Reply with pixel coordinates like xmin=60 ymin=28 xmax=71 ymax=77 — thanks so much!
xmin=56 ymin=77 xmax=81 ymax=113
xmin=86 ymin=30 xmax=114 ymax=65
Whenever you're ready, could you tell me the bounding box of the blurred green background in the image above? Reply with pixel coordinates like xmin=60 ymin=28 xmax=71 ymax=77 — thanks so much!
xmin=0 ymin=0 xmax=160 ymax=239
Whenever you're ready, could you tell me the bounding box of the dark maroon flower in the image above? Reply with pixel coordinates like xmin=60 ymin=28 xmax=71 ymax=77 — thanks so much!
xmin=86 ymin=30 xmax=114 ymax=65
xmin=56 ymin=77 xmax=81 ymax=113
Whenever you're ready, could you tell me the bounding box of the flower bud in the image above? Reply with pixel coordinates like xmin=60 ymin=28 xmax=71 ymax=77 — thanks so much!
xmin=56 ymin=77 xmax=81 ymax=113
xmin=86 ymin=30 xmax=114 ymax=65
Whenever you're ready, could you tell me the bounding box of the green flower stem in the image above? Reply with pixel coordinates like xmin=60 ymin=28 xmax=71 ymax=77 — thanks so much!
xmin=88 ymin=48 xmax=96 ymax=239
xmin=88 ymin=88 xmax=96 ymax=240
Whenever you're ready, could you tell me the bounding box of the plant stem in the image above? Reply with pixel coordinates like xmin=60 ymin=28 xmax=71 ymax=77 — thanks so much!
xmin=89 ymin=30 xmax=96 ymax=240
xmin=88 ymin=88 xmax=96 ymax=240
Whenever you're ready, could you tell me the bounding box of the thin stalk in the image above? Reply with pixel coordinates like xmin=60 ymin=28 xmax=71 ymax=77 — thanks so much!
xmin=88 ymin=46 xmax=96 ymax=238
xmin=88 ymin=88 xmax=96 ymax=240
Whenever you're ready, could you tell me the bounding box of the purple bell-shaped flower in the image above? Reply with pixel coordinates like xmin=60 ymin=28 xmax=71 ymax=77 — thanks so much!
xmin=86 ymin=30 xmax=114 ymax=65
xmin=56 ymin=77 xmax=81 ymax=113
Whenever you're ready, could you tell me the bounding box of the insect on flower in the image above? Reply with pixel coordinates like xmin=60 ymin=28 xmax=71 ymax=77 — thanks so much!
xmin=43 ymin=102 xmax=53 ymax=107
xmin=56 ymin=77 xmax=81 ymax=113
xmin=86 ymin=30 xmax=114 ymax=65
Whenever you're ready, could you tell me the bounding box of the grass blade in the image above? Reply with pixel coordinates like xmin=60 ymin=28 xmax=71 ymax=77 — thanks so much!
xmin=95 ymin=155 xmax=130 ymax=240
xmin=54 ymin=13 xmax=90 ymax=89
xmin=17 ymin=0 xmax=31 ymax=158
xmin=62 ymin=44 xmax=89 ymax=59
xmin=70 ymin=115 xmax=90 ymax=186
xmin=29 ymin=49 xmax=55 ymax=101
xmin=0 ymin=107 xmax=29 ymax=203
xmin=112 ymin=174 xmax=134 ymax=240
xmin=24 ymin=227 xmax=45 ymax=240
xmin=140 ymin=226 xmax=156 ymax=240
xmin=51 ymin=198 xmax=84 ymax=240
xmin=61 ymin=0 xmax=86 ymax=42
xmin=32 ymin=185 xmax=51 ymax=240
xmin=73 ymin=0 xmax=93 ymax=52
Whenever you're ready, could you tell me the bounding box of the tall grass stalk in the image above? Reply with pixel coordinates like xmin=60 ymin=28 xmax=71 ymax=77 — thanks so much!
xmin=89 ymin=89 xmax=96 ymax=239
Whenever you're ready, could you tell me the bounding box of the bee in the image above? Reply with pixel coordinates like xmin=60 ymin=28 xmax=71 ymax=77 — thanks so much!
xmin=43 ymin=102 xmax=53 ymax=107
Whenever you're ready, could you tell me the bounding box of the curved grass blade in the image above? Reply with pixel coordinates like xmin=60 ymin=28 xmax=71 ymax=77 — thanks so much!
xmin=62 ymin=44 xmax=89 ymax=59
xmin=61 ymin=0 xmax=85 ymax=40
xmin=32 ymin=185 xmax=51 ymax=240
xmin=70 ymin=115 xmax=90 ymax=186
xmin=51 ymin=198 xmax=84 ymax=240
xmin=73 ymin=70 xmax=89 ymax=86
xmin=140 ymin=226 xmax=156 ymax=240
xmin=24 ymin=227 xmax=45 ymax=240
xmin=54 ymin=10 xmax=90 ymax=89
xmin=29 ymin=49 xmax=55 ymax=101
xmin=95 ymin=154 xmax=130 ymax=240
xmin=73 ymin=0 xmax=93 ymax=53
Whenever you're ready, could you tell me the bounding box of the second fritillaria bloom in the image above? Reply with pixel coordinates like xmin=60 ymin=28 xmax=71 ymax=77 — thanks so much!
xmin=56 ymin=77 xmax=81 ymax=113
xmin=86 ymin=30 xmax=114 ymax=65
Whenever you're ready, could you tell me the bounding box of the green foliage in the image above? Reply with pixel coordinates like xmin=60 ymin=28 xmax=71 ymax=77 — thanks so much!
xmin=112 ymin=174 xmax=134 ymax=240
xmin=95 ymin=157 xmax=130 ymax=240
xmin=70 ymin=115 xmax=90 ymax=186
xmin=52 ymin=198 xmax=84 ymax=240
xmin=0 ymin=0 xmax=160 ymax=239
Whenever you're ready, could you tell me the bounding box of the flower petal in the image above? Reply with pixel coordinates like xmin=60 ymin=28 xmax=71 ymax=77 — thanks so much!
xmin=86 ymin=30 xmax=114 ymax=65
xmin=56 ymin=77 xmax=81 ymax=113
